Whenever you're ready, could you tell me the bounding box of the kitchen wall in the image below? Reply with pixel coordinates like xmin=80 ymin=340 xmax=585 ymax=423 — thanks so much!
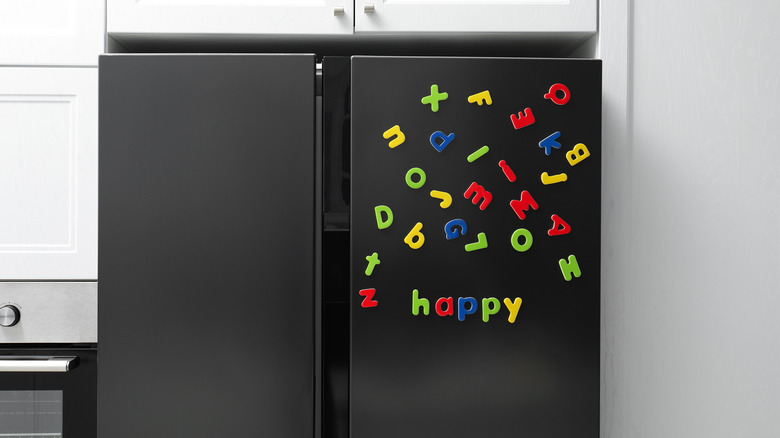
xmin=601 ymin=1 xmax=780 ymax=436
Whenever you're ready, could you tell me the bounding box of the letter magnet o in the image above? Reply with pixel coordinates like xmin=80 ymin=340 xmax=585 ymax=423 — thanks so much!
xmin=406 ymin=167 xmax=427 ymax=189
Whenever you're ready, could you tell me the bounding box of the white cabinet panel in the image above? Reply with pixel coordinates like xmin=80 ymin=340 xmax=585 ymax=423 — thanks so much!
xmin=354 ymin=0 xmax=596 ymax=34
xmin=0 ymin=68 xmax=97 ymax=280
xmin=108 ymin=0 xmax=353 ymax=35
xmin=0 ymin=0 xmax=104 ymax=66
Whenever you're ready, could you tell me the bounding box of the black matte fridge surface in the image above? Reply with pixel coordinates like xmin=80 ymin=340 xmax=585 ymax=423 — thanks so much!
xmin=99 ymin=55 xmax=315 ymax=438
xmin=351 ymin=57 xmax=601 ymax=438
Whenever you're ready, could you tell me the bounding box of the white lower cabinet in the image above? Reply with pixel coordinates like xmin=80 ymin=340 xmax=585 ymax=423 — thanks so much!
xmin=0 ymin=0 xmax=104 ymax=66
xmin=0 ymin=67 xmax=97 ymax=280
xmin=108 ymin=0 xmax=354 ymax=36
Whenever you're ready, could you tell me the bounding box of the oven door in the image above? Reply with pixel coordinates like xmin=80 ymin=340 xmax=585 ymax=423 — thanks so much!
xmin=0 ymin=348 xmax=96 ymax=438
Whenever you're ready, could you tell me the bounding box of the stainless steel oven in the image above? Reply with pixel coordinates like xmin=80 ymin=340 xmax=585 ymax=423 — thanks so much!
xmin=0 ymin=283 xmax=97 ymax=438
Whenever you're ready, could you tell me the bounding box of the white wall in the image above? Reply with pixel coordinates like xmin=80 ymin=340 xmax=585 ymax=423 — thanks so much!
xmin=601 ymin=1 xmax=780 ymax=436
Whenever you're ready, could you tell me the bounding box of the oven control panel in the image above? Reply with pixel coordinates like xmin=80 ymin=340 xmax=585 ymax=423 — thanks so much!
xmin=0 ymin=282 xmax=96 ymax=343
xmin=0 ymin=305 xmax=20 ymax=327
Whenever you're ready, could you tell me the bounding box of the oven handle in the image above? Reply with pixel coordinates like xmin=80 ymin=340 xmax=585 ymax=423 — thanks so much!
xmin=0 ymin=356 xmax=79 ymax=372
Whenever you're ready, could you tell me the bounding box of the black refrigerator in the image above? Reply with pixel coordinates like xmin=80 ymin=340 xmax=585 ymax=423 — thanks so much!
xmin=99 ymin=54 xmax=600 ymax=438
xmin=350 ymin=57 xmax=600 ymax=438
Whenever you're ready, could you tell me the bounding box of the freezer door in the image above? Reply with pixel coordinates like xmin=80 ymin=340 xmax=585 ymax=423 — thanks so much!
xmin=99 ymin=55 xmax=315 ymax=438
xmin=351 ymin=56 xmax=601 ymax=438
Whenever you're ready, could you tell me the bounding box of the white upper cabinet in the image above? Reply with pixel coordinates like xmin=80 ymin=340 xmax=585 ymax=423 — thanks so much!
xmin=108 ymin=0 xmax=354 ymax=36
xmin=0 ymin=0 xmax=104 ymax=66
xmin=108 ymin=0 xmax=595 ymax=36
xmin=354 ymin=0 xmax=597 ymax=34
xmin=0 ymin=67 xmax=97 ymax=280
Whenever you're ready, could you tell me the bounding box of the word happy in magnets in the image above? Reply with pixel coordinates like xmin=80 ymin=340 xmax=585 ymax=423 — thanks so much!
xmin=412 ymin=289 xmax=523 ymax=323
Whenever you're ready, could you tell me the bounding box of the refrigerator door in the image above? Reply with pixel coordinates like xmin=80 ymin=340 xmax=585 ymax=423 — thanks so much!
xmin=99 ymin=55 xmax=316 ymax=437
xmin=351 ymin=56 xmax=601 ymax=438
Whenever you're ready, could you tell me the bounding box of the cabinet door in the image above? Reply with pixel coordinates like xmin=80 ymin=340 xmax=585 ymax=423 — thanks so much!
xmin=108 ymin=0 xmax=353 ymax=36
xmin=0 ymin=0 xmax=104 ymax=66
xmin=0 ymin=68 xmax=97 ymax=280
xmin=99 ymin=54 xmax=316 ymax=438
xmin=354 ymin=0 xmax=596 ymax=34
